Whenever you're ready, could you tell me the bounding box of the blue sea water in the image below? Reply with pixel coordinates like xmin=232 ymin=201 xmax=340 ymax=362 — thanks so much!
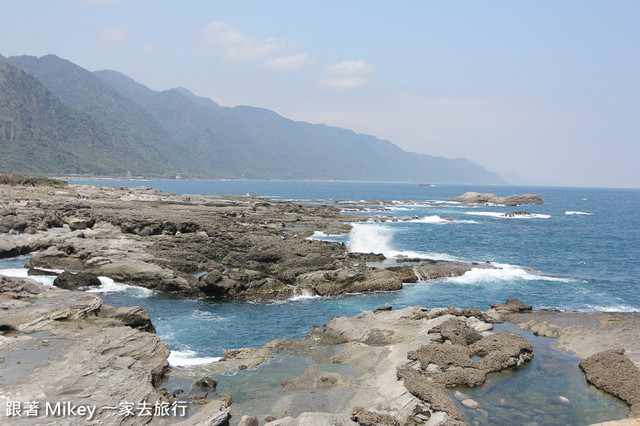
xmin=2 ymin=180 xmax=637 ymax=422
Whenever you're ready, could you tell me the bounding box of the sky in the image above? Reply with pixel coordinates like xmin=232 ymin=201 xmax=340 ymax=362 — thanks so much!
xmin=1 ymin=1 xmax=639 ymax=188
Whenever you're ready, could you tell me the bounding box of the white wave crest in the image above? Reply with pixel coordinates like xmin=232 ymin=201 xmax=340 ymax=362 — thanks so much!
xmin=86 ymin=276 xmax=155 ymax=296
xmin=168 ymin=349 xmax=223 ymax=368
xmin=465 ymin=211 xmax=551 ymax=219
xmin=307 ymin=231 xmax=330 ymax=239
xmin=407 ymin=215 xmax=478 ymax=225
xmin=0 ymin=268 xmax=56 ymax=286
xmin=289 ymin=287 xmax=320 ymax=301
xmin=565 ymin=211 xmax=593 ymax=215
xmin=444 ymin=263 xmax=574 ymax=284
xmin=582 ymin=304 xmax=640 ymax=312
xmin=346 ymin=223 xmax=460 ymax=261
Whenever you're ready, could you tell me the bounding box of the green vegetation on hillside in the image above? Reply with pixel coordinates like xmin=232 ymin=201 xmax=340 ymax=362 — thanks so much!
xmin=1 ymin=54 xmax=505 ymax=184
xmin=0 ymin=171 xmax=67 ymax=188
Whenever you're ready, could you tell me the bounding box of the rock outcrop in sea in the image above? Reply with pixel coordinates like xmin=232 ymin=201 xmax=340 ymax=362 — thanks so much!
xmin=448 ymin=192 xmax=543 ymax=206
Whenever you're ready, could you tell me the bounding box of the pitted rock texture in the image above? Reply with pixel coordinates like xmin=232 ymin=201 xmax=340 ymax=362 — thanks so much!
xmin=579 ymin=349 xmax=640 ymax=417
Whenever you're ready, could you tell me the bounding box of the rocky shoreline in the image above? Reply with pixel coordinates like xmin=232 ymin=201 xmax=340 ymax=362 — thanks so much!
xmin=3 ymin=277 xmax=639 ymax=425
xmin=0 ymin=184 xmax=497 ymax=302
xmin=2 ymin=183 xmax=640 ymax=425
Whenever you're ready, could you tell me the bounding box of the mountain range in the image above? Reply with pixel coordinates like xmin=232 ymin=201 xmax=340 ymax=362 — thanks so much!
xmin=0 ymin=54 xmax=505 ymax=183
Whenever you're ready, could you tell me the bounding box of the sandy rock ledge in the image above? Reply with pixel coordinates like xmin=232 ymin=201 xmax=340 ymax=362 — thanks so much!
xmin=0 ymin=276 xmax=230 ymax=425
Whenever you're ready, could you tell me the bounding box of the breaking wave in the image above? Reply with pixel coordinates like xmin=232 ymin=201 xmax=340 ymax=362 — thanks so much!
xmin=289 ymin=289 xmax=320 ymax=301
xmin=407 ymin=215 xmax=478 ymax=225
xmin=442 ymin=263 xmax=575 ymax=284
xmin=565 ymin=211 xmax=593 ymax=215
xmin=168 ymin=349 xmax=223 ymax=368
xmin=465 ymin=211 xmax=551 ymax=219
xmin=87 ymin=276 xmax=155 ymax=297
xmin=0 ymin=268 xmax=57 ymax=286
xmin=347 ymin=223 xmax=460 ymax=261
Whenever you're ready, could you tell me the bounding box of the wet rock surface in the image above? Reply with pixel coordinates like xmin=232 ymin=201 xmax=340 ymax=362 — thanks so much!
xmin=205 ymin=300 xmax=536 ymax=425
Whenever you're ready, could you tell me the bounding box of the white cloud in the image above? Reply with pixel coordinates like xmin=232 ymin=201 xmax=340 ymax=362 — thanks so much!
xmin=321 ymin=60 xmax=377 ymax=89
xmin=264 ymin=53 xmax=316 ymax=70
xmin=201 ymin=21 xmax=247 ymax=46
xmin=201 ymin=21 xmax=297 ymax=61
xmin=97 ymin=26 xmax=128 ymax=45
xmin=326 ymin=60 xmax=377 ymax=75
xmin=322 ymin=76 xmax=369 ymax=89
xmin=226 ymin=38 xmax=297 ymax=61
xmin=139 ymin=42 xmax=155 ymax=52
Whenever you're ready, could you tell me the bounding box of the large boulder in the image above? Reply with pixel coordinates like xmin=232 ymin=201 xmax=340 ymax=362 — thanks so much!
xmin=100 ymin=305 xmax=156 ymax=333
xmin=579 ymin=349 xmax=640 ymax=417
xmin=297 ymin=267 xmax=403 ymax=296
xmin=53 ymin=271 xmax=102 ymax=290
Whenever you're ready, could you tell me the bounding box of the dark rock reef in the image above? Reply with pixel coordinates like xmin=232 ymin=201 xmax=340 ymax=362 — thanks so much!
xmin=0 ymin=184 xmax=491 ymax=301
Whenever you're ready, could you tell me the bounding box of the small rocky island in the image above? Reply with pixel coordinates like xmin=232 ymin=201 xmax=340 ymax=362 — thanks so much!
xmin=448 ymin=192 xmax=544 ymax=206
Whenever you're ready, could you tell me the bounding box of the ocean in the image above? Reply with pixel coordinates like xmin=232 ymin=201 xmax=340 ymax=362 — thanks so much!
xmin=1 ymin=180 xmax=638 ymax=423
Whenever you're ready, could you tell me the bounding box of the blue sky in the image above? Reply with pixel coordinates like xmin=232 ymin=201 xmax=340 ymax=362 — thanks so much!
xmin=2 ymin=0 xmax=639 ymax=187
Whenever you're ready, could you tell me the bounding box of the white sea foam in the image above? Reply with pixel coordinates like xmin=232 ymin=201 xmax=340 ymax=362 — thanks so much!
xmin=442 ymin=263 xmax=574 ymax=285
xmin=373 ymin=206 xmax=412 ymax=212
xmin=288 ymin=287 xmax=320 ymax=301
xmin=189 ymin=309 xmax=231 ymax=322
xmin=0 ymin=268 xmax=31 ymax=278
xmin=583 ymin=304 xmax=640 ymax=313
xmin=465 ymin=211 xmax=551 ymax=219
xmin=306 ymin=230 xmax=348 ymax=241
xmin=346 ymin=223 xmax=460 ymax=261
xmin=407 ymin=215 xmax=478 ymax=225
xmin=168 ymin=349 xmax=223 ymax=368
xmin=0 ymin=268 xmax=56 ymax=286
xmin=308 ymin=231 xmax=330 ymax=239
xmin=86 ymin=276 xmax=155 ymax=296
xmin=565 ymin=211 xmax=593 ymax=215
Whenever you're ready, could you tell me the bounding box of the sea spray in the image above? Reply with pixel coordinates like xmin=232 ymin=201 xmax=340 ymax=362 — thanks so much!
xmin=347 ymin=223 xmax=395 ymax=256
xmin=87 ymin=277 xmax=156 ymax=297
